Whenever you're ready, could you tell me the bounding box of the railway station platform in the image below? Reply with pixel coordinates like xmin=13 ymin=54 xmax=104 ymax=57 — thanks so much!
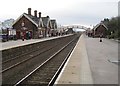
xmin=0 ymin=34 xmax=72 ymax=51
xmin=55 ymin=34 xmax=118 ymax=84
xmin=55 ymin=34 xmax=93 ymax=84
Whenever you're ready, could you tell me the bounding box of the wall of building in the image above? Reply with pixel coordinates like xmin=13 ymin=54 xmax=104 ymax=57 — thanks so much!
xmin=13 ymin=16 xmax=38 ymax=39
xmin=95 ymin=25 xmax=107 ymax=37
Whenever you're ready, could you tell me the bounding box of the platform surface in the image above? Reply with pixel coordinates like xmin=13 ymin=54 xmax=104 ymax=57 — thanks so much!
xmin=55 ymin=34 xmax=118 ymax=84
xmin=84 ymin=35 xmax=118 ymax=84
xmin=55 ymin=34 xmax=93 ymax=84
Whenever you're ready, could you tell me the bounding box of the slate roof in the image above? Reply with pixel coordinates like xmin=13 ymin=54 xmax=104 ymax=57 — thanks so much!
xmin=50 ymin=20 xmax=57 ymax=29
xmin=12 ymin=13 xmax=39 ymax=27
xmin=25 ymin=13 xmax=40 ymax=25
xmin=13 ymin=12 xmax=55 ymax=29
xmin=25 ymin=13 xmax=43 ymax=27
xmin=41 ymin=17 xmax=49 ymax=28
xmin=93 ymin=23 xmax=108 ymax=31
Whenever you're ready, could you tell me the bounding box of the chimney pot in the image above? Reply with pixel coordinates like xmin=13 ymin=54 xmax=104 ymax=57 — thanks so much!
xmin=28 ymin=8 xmax=31 ymax=15
xmin=39 ymin=12 xmax=41 ymax=18
xmin=46 ymin=16 xmax=49 ymax=18
xmin=34 ymin=10 xmax=37 ymax=17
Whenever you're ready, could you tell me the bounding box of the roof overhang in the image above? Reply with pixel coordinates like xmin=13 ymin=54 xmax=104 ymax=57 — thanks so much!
xmin=12 ymin=13 xmax=38 ymax=27
xmin=94 ymin=23 xmax=108 ymax=31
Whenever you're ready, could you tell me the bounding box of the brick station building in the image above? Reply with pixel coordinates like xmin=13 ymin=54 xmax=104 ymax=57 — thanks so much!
xmin=93 ymin=23 xmax=108 ymax=37
xmin=12 ymin=8 xmax=57 ymax=39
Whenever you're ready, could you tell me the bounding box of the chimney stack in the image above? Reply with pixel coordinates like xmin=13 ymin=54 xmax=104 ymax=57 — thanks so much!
xmin=39 ymin=12 xmax=41 ymax=18
xmin=34 ymin=10 xmax=37 ymax=17
xmin=46 ymin=16 xmax=49 ymax=18
xmin=28 ymin=8 xmax=31 ymax=15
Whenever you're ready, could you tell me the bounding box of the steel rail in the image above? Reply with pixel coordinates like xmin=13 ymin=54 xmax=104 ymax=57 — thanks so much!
xmin=2 ymin=43 xmax=50 ymax=64
xmin=1 ymin=44 xmax=58 ymax=73
xmin=14 ymin=36 xmax=78 ymax=86
xmin=48 ymin=37 xmax=78 ymax=86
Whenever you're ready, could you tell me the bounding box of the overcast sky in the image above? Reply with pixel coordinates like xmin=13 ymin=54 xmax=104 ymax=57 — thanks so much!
xmin=0 ymin=0 xmax=119 ymax=28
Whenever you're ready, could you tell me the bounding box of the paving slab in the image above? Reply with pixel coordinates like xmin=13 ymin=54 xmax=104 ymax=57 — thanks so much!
xmin=84 ymin=35 xmax=118 ymax=84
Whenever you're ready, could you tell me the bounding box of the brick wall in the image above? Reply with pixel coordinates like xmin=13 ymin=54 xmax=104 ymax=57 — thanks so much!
xmin=95 ymin=25 xmax=107 ymax=37
xmin=13 ymin=16 xmax=38 ymax=39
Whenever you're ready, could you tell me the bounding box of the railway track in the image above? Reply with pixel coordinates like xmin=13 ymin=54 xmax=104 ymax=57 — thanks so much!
xmin=2 ymin=34 xmax=80 ymax=85
xmin=2 ymin=42 xmax=59 ymax=72
xmin=2 ymin=36 xmax=73 ymax=72
xmin=2 ymin=38 xmax=61 ymax=68
xmin=2 ymin=36 xmax=66 ymax=62
xmin=14 ymin=35 xmax=80 ymax=86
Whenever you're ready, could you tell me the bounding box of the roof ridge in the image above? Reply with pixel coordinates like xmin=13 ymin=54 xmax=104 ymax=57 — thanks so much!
xmin=23 ymin=13 xmax=38 ymax=27
xmin=94 ymin=23 xmax=108 ymax=30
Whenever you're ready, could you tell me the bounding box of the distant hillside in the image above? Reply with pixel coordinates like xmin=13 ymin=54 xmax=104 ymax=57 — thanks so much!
xmin=0 ymin=19 xmax=15 ymax=29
